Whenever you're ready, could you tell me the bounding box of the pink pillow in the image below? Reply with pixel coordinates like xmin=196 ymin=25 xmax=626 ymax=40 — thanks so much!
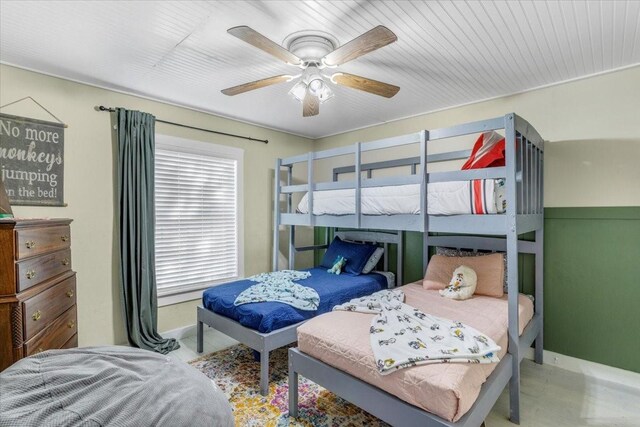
xmin=423 ymin=253 xmax=504 ymax=297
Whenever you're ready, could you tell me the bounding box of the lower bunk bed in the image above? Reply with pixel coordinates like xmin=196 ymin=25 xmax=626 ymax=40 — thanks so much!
xmin=288 ymin=237 xmax=543 ymax=426
xmin=197 ymin=231 xmax=401 ymax=395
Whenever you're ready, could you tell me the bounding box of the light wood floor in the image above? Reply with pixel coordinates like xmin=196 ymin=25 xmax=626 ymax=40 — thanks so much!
xmin=173 ymin=327 xmax=640 ymax=427
xmin=485 ymin=360 xmax=640 ymax=427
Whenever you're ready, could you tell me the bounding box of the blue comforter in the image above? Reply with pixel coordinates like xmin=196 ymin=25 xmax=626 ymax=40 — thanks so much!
xmin=202 ymin=268 xmax=387 ymax=333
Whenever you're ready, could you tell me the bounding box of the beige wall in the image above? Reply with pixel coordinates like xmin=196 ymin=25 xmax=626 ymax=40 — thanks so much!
xmin=0 ymin=64 xmax=313 ymax=344
xmin=315 ymin=66 xmax=640 ymax=208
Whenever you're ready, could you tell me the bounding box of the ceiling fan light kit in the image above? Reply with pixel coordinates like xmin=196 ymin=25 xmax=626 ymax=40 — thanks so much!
xmin=288 ymin=81 xmax=307 ymax=102
xmin=223 ymin=25 xmax=399 ymax=117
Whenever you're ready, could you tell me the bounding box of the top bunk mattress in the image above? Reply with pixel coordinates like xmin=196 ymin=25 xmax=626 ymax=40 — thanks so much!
xmin=202 ymin=267 xmax=388 ymax=333
xmin=297 ymin=282 xmax=534 ymax=422
xmin=297 ymin=179 xmax=506 ymax=216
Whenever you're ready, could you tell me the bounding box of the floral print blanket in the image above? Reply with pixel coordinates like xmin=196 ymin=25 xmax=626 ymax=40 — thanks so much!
xmin=234 ymin=270 xmax=320 ymax=311
xmin=333 ymin=289 xmax=501 ymax=375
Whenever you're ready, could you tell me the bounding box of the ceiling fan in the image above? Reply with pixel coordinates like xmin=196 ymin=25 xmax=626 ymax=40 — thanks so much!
xmin=221 ymin=25 xmax=400 ymax=117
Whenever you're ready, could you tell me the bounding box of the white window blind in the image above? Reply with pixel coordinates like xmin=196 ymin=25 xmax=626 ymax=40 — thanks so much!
xmin=155 ymin=138 xmax=241 ymax=297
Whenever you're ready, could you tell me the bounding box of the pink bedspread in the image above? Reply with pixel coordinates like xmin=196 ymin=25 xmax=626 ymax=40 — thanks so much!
xmin=297 ymin=282 xmax=534 ymax=422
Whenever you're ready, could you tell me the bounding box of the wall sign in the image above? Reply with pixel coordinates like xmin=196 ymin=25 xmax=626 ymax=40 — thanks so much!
xmin=0 ymin=113 xmax=65 ymax=206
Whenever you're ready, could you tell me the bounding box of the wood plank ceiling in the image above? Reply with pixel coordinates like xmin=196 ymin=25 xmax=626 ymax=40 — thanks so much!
xmin=1 ymin=1 xmax=638 ymax=138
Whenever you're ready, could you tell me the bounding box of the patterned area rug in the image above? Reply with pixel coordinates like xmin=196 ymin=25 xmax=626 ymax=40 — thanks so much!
xmin=189 ymin=344 xmax=388 ymax=426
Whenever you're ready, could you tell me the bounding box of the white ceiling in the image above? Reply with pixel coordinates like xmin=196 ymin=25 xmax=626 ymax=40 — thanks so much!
xmin=1 ymin=1 xmax=639 ymax=139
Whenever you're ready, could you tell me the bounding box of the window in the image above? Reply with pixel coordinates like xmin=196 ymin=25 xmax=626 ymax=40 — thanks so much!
xmin=154 ymin=135 xmax=243 ymax=306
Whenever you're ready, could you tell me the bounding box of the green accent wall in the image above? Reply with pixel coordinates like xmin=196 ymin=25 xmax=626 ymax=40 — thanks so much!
xmin=544 ymin=207 xmax=640 ymax=373
xmin=313 ymin=207 xmax=640 ymax=373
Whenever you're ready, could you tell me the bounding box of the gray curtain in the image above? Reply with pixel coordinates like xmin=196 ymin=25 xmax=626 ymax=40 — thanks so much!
xmin=116 ymin=108 xmax=179 ymax=354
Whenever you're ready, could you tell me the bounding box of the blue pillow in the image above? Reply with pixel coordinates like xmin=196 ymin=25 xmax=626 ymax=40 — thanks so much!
xmin=320 ymin=237 xmax=377 ymax=275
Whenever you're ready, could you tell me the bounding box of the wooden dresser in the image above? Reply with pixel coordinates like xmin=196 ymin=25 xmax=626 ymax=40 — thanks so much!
xmin=0 ymin=218 xmax=77 ymax=371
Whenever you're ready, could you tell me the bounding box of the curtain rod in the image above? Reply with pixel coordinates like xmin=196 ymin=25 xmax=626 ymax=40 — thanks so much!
xmin=96 ymin=106 xmax=268 ymax=144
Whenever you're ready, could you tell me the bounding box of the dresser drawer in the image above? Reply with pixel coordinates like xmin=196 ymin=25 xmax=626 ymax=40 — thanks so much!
xmin=24 ymin=305 xmax=77 ymax=357
xmin=16 ymin=249 xmax=71 ymax=292
xmin=61 ymin=333 xmax=78 ymax=349
xmin=15 ymin=225 xmax=71 ymax=260
xmin=23 ymin=275 xmax=76 ymax=341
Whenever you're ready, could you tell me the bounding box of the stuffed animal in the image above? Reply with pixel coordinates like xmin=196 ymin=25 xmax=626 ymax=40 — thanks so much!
xmin=439 ymin=265 xmax=477 ymax=300
xmin=327 ymin=256 xmax=347 ymax=275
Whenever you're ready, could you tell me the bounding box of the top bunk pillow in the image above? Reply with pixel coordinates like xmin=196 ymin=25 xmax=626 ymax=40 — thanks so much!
xmin=423 ymin=253 xmax=504 ymax=297
xmin=320 ymin=237 xmax=377 ymax=276
xmin=461 ymin=131 xmax=506 ymax=170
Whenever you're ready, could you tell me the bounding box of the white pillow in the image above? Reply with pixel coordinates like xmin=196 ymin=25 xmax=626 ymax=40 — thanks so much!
xmin=361 ymin=247 xmax=384 ymax=274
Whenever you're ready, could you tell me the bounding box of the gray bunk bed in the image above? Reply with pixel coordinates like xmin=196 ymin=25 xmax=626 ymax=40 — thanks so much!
xmin=286 ymin=113 xmax=544 ymax=426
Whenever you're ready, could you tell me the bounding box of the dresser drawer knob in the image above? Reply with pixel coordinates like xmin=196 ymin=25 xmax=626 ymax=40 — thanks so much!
xmin=25 ymin=240 xmax=36 ymax=249
xmin=67 ymin=320 xmax=75 ymax=329
xmin=26 ymin=270 xmax=37 ymax=280
xmin=66 ymin=289 xmax=74 ymax=298
xmin=32 ymin=310 xmax=41 ymax=321
xmin=61 ymin=235 xmax=69 ymax=242
xmin=61 ymin=258 xmax=70 ymax=266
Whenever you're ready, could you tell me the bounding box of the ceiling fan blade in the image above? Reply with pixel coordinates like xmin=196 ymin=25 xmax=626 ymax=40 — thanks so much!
xmin=228 ymin=26 xmax=303 ymax=66
xmin=322 ymin=26 xmax=397 ymax=67
xmin=221 ymin=75 xmax=292 ymax=96
xmin=332 ymin=72 xmax=400 ymax=98
xmin=303 ymin=92 xmax=319 ymax=117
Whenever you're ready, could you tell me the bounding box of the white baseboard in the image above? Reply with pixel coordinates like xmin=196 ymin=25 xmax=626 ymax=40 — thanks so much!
xmin=524 ymin=348 xmax=640 ymax=392
xmin=161 ymin=324 xmax=197 ymax=340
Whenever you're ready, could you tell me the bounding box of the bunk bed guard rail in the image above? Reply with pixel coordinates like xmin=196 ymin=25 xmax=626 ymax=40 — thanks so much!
xmin=274 ymin=113 xmax=543 ymax=235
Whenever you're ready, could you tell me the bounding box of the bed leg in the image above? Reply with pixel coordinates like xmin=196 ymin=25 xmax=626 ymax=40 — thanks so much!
xmin=196 ymin=320 xmax=204 ymax=354
xmin=509 ymin=362 xmax=521 ymax=424
xmin=288 ymin=363 xmax=298 ymax=418
xmin=260 ymin=350 xmax=269 ymax=396
xmin=534 ymin=330 xmax=544 ymax=364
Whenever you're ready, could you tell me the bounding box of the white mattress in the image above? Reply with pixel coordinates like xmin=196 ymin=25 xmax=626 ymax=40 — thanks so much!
xmin=297 ymin=180 xmax=505 ymax=216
